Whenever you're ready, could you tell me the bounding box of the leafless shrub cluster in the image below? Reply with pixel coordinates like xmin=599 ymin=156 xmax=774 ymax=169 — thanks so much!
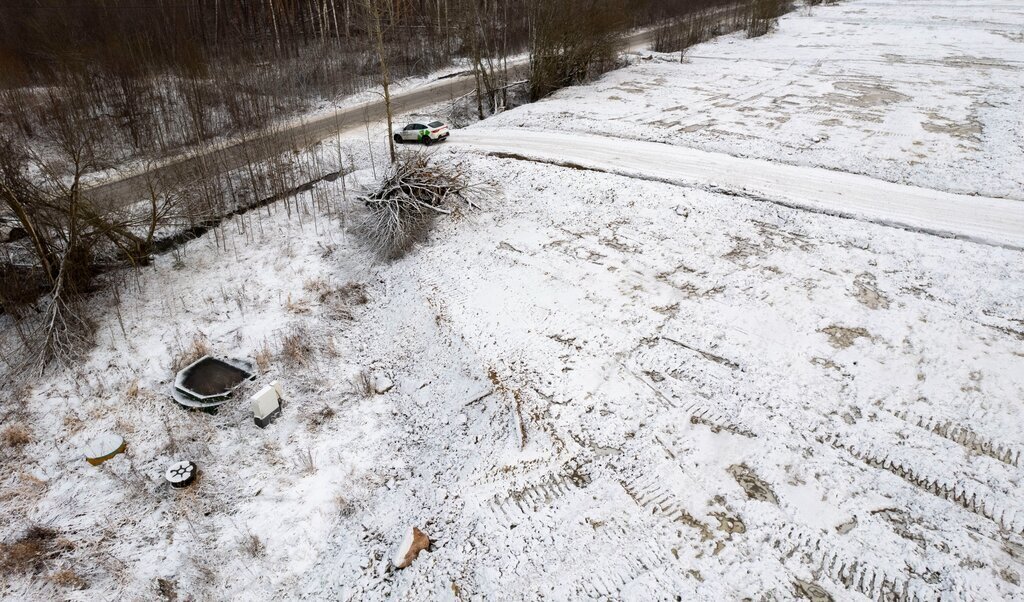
xmin=357 ymin=153 xmax=486 ymax=259
xmin=747 ymin=0 xmax=791 ymax=38
xmin=352 ymin=369 xmax=375 ymax=398
xmin=653 ymin=3 xmax=751 ymax=56
xmin=0 ymin=124 xmax=172 ymax=373
xmin=528 ymin=0 xmax=626 ymax=100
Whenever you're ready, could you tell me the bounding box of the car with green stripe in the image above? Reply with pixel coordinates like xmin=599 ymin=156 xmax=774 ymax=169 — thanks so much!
xmin=394 ymin=120 xmax=450 ymax=145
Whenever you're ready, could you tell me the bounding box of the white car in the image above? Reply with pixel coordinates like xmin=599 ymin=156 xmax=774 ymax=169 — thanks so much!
xmin=394 ymin=120 xmax=450 ymax=145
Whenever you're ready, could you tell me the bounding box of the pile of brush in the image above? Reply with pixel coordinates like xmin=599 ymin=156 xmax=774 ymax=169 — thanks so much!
xmin=358 ymin=152 xmax=485 ymax=259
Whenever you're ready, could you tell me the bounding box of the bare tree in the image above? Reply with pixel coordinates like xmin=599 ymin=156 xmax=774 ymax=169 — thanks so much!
xmin=748 ymin=0 xmax=789 ymax=38
xmin=527 ymin=0 xmax=626 ymax=100
xmin=363 ymin=0 xmax=397 ymax=163
xmin=0 ymin=111 xmax=169 ymax=372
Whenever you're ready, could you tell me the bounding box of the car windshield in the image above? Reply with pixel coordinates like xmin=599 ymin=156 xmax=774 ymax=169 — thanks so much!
xmin=428 ymin=121 xmax=444 ymax=128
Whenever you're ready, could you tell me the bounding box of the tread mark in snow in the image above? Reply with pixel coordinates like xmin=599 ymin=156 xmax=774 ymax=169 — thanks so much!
xmin=661 ymin=335 xmax=741 ymax=370
xmin=769 ymin=522 xmax=938 ymax=602
xmin=488 ymin=472 xmax=584 ymax=519
xmin=824 ymin=435 xmax=1024 ymax=535
xmin=887 ymin=407 xmax=1022 ymax=467
xmin=619 ymin=473 xmax=715 ymax=540
xmin=625 ymin=365 xmax=758 ymax=438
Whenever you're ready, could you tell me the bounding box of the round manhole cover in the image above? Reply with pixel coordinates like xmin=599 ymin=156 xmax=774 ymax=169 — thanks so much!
xmin=165 ymin=460 xmax=198 ymax=488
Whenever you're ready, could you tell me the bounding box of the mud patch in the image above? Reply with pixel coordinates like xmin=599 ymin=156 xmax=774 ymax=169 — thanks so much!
xmin=835 ymin=516 xmax=857 ymax=535
xmin=727 ymin=464 xmax=778 ymax=504
xmin=712 ymin=512 xmax=746 ymax=535
xmin=723 ymin=236 xmax=762 ymax=262
xmin=922 ymin=111 xmax=982 ymax=142
xmin=870 ymin=508 xmax=927 ymax=546
xmin=819 ymin=325 xmax=871 ymax=349
xmin=852 ymin=272 xmax=889 ymax=309
xmin=794 ymin=579 xmax=834 ymax=602
xmin=825 ymin=81 xmax=910 ymax=107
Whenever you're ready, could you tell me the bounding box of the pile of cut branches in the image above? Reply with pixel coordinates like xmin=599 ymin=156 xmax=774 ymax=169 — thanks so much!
xmin=358 ymin=153 xmax=485 ymax=259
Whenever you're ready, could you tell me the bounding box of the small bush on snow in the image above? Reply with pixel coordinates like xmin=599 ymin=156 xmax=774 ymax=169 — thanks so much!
xmin=1 ymin=423 xmax=32 ymax=449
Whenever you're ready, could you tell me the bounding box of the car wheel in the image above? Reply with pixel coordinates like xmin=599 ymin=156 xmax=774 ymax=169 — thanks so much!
xmin=424 ymin=136 xmax=433 ymax=147
xmin=393 ymin=134 xmax=403 ymax=144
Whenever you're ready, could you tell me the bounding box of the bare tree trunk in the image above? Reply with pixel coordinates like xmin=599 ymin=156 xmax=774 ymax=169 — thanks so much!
xmin=364 ymin=0 xmax=397 ymax=163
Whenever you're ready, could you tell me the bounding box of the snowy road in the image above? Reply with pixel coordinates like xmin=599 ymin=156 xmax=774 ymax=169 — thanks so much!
xmin=452 ymin=129 xmax=1024 ymax=250
xmin=84 ymin=28 xmax=663 ymax=208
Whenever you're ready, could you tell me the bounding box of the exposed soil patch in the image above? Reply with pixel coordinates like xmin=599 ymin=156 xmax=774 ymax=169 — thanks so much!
xmin=819 ymin=325 xmax=872 ymax=349
xmin=727 ymin=464 xmax=778 ymax=504
xmin=852 ymin=272 xmax=889 ymax=309
xmin=794 ymin=579 xmax=835 ymax=602
xmin=922 ymin=111 xmax=982 ymax=142
xmin=825 ymin=81 xmax=910 ymax=107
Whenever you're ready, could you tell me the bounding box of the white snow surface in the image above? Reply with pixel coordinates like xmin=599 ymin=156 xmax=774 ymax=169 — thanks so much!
xmin=486 ymin=0 xmax=1024 ymax=200
xmin=3 ymin=1 xmax=1024 ymax=601
xmin=451 ymin=128 xmax=1024 ymax=249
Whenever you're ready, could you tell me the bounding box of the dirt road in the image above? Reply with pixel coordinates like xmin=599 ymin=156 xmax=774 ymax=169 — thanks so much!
xmin=87 ymin=30 xmax=657 ymax=207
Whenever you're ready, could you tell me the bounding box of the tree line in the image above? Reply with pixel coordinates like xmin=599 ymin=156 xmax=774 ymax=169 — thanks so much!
xmin=0 ymin=0 xmax=762 ymax=161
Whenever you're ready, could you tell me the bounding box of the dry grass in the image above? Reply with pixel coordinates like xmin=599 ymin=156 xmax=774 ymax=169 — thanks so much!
xmin=352 ymin=369 xmax=375 ymax=398
xmin=1 ymin=423 xmax=32 ymax=449
xmin=337 ymin=282 xmax=369 ymax=306
xmin=303 ymin=277 xmax=330 ymax=296
xmin=336 ymin=493 xmax=355 ymax=517
xmin=280 ymin=326 xmax=313 ymax=367
xmin=295 ymin=448 xmax=316 ymax=474
xmin=49 ymin=568 xmax=88 ymax=589
xmin=125 ymin=379 xmax=140 ymax=400
xmin=305 ymin=279 xmax=370 ymax=320
xmin=306 ymin=405 xmax=337 ymax=431
xmin=284 ymin=293 xmax=310 ymax=314
xmin=171 ymin=333 xmax=210 ymax=372
xmin=254 ymin=340 xmax=272 ymax=373
xmin=242 ymin=532 xmax=265 ymax=558
xmin=0 ymin=526 xmax=67 ymax=576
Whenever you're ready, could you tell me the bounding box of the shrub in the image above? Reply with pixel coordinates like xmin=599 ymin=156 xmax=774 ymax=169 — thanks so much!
xmin=1 ymin=423 xmax=31 ymax=449
xmin=280 ymin=326 xmax=312 ymax=367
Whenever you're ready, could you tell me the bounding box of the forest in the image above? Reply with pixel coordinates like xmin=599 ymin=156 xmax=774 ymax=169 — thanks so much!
xmin=0 ymin=0 xmax=754 ymax=162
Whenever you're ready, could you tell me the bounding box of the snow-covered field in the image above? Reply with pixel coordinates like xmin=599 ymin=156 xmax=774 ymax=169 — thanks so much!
xmin=3 ymin=1 xmax=1024 ymax=600
xmin=485 ymin=0 xmax=1024 ymax=200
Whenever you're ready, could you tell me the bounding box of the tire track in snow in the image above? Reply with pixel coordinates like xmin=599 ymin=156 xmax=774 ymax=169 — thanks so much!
xmin=450 ymin=129 xmax=1024 ymax=250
